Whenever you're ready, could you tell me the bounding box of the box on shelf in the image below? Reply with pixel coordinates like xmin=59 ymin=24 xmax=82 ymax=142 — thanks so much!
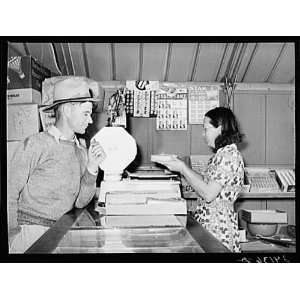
xmin=7 ymin=104 xmax=40 ymax=141
xmin=7 ymin=88 xmax=42 ymax=105
xmin=275 ymin=169 xmax=295 ymax=192
xmin=7 ymin=56 xmax=51 ymax=104
xmin=244 ymin=167 xmax=281 ymax=193
xmin=241 ymin=209 xmax=288 ymax=224
xmin=7 ymin=141 xmax=21 ymax=172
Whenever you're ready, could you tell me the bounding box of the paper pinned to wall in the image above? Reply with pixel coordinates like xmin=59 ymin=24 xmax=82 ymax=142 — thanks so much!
xmin=39 ymin=106 xmax=56 ymax=131
xmin=188 ymin=85 xmax=219 ymax=124
xmin=156 ymin=88 xmax=188 ymax=130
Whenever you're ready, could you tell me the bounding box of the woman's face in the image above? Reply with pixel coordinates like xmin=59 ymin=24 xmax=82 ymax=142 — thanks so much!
xmin=202 ymin=116 xmax=222 ymax=148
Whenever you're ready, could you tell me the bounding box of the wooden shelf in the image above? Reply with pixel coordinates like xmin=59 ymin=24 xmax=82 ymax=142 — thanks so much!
xmin=238 ymin=192 xmax=295 ymax=199
xmin=184 ymin=192 xmax=295 ymax=201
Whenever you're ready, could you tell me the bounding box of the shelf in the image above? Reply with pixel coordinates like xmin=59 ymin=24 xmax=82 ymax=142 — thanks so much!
xmin=238 ymin=192 xmax=295 ymax=199
xmin=184 ymin=192 xmax=295 ymax=201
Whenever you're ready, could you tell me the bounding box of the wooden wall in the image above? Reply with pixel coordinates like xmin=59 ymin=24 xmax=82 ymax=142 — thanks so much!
xmin=89 ymin=82 xmax=295 ymax=168
xmin=233 ymin=87 xmax=295 ymax=167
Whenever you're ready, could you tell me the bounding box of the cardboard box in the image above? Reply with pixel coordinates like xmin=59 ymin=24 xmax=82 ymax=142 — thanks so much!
xmin=7 ymin=141 xmax=21 ymax=173
xmin=241 ymin=209 xmax=288 ymax=224
xmin=7 ymin=88 xmax=42 ymax=105
xmin=275 ymin=169 xmax=295 ymax=192
xmin=7 ymin=104 xmax=40 ymax=141
xmin=7 ymin=56 xmax=51 ymax=92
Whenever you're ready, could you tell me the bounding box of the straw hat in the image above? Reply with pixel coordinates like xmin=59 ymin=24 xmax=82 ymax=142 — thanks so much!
xmin=43 ymin=78 xmax=98 ymax=111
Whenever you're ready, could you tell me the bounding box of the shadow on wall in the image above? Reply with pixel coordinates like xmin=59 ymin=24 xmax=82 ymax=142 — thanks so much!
xmin=239 ymin=140 xmax=248 ymax=152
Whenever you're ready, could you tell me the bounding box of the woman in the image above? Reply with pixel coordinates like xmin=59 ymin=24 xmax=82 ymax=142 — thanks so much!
xmin=160 ymin=107 xmax=244 ymax=252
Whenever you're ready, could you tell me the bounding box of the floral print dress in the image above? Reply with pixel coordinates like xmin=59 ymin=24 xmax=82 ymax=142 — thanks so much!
xmin=193 ymin=144 xmax=244 ymax=252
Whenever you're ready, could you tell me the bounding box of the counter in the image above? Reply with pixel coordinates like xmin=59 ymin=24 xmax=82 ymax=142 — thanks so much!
xmin=25 ymin=201 xmax=230 ymax=254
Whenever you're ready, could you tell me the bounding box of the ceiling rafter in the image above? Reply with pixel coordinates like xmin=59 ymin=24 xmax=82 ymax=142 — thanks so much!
xmin=231 ymin=43 xmax=248 ymax=82
xmin=264 ymin=43 xmax=287 ymax=82
xmin=23 ymin=43 xmax=30 ymax=56
xmin=189 ymin=43 xmax=201 ymax=81
xmin=164 ymin=43 xmax=173 ymax=81
xmin=52 ymin=43 xmax=68 ymax=75
xmin=110 ymin=43 xmax=116 ymax=80
xmin=62 ymin=43 xmax=75 ymax=76
xmin=48 ymin=43 xmax=62 ymax=75
xmin=215 ymin=43 xmax=229 ymax=81
xmin=241 ymin=43 xmax=259 ymax=82
xmin=81 ymin=43 xmax=90 ymax=78
xmin=68 ymin=43 xmax=76 ymax=76
xmin=225 ymin=43 xmax=240 ymax=79
xmin=138 ymin=43 xmax=144 ymax=80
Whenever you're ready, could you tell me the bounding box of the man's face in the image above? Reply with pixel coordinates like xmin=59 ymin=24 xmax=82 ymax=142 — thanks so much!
xmin=67 ymin=102 xmax=93 ymax=134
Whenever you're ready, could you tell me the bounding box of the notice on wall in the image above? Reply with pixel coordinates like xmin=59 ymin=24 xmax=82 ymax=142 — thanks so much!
xmin=39 ymin=106 xmax=56 ymax=131
xmin=188 ymin=85 xmax=219 ymax=124
xmin=126 ymin=81 xmax=159 ymax=117
xmin=156 ymin=88 xmax=188 ymax=130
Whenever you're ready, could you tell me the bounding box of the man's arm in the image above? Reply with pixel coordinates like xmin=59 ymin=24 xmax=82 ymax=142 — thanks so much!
xmin=75 ymin=140 xmax=105 ymax=208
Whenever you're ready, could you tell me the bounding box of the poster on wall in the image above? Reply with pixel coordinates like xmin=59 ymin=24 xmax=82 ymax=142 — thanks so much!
xmin=126 ymin=81 xmax=159 ymax=117
xmin=39 ymin=106 xmax=56 ymax=131
xmin=156 ymin=88 xmax=188 ymax=131
xmin=188 ymin=85 xmax=219 ymax=124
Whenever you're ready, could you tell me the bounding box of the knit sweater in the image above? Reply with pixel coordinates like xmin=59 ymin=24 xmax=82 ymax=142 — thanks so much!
xmin=7 ymin=127 xmax=97 ymax=235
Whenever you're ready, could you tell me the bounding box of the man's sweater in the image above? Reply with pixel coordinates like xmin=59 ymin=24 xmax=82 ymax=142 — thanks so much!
xmin=7 ymin=127 xmax=97 ymax=234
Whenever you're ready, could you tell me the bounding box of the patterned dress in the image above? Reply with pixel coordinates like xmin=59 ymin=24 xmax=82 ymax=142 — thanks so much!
xmin=193 ymin=144 xmax=244 ymax=252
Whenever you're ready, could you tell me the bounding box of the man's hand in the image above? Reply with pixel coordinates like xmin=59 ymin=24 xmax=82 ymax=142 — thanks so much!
xmin=87 ymin=140 xmax=106 ymax=174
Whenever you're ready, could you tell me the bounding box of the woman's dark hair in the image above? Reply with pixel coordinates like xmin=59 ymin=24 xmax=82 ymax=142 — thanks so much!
xmin=205 ymin=107 xmax=243 ymax=151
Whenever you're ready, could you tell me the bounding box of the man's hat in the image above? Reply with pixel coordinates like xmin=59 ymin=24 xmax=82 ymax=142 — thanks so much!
xmin=43 ymin=78 xmax=98 ymax=111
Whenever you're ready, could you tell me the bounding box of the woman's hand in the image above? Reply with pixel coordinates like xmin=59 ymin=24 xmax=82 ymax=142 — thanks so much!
xmin=87 ymin=140 xmax=106 ymax=174
xmin=160 ymin=157 xmax=186 ymax=173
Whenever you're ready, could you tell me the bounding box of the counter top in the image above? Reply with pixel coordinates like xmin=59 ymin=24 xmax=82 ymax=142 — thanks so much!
xmin=25 ymin=202 xmax=230 ymax=254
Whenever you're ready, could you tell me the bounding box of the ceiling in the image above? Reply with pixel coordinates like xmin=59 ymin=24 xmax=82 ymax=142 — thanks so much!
xmin=7 ymin=42 xmax=295 ymax=84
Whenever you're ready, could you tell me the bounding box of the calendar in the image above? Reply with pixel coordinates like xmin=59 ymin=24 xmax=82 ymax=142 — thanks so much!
xmin=156 ymin=88 xmax=188 ymax=131
xmin=188 ymin=85 xmax=219 ymax=124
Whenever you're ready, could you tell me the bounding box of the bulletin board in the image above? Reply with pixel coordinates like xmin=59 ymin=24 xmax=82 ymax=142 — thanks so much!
xmin=124 ymin=81 xmax=220 ymax=130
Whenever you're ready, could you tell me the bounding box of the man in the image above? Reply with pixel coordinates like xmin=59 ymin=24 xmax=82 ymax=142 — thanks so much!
xmin=8 ymin=77 xmax=106 ymax=253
